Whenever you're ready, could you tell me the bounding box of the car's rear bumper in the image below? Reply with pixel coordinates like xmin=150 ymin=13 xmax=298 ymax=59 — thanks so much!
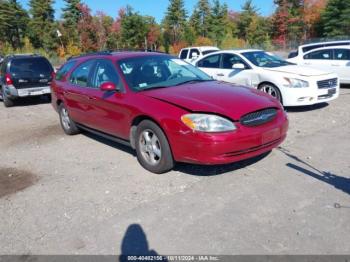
xmin=3 ymin=85 xmax=51 ymax=98
xmin=169 ymin=111 xmax=289 ymax=165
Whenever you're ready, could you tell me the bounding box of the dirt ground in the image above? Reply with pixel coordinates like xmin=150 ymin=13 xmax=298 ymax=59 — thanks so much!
xmin=0 ymin=87 xmax=350 ymax=255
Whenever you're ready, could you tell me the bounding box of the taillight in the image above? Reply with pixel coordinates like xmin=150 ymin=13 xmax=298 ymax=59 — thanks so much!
xmin=5 ymin=74 xmax=13 ymax=85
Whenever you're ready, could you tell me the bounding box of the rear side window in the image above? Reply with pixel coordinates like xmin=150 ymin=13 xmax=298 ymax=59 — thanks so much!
xmin=197 ymin=54 xmax=220 ymax=68
xmin=180 ymin=49 xmax=189 ymax=59
xmin=10 ymin=57 xmax=53 ymax=76
xmin=304 ymin=50 xmax=332 ymax=60
xmin=288 ymin=50 xmax=298 ymax=59
xmin=334 ymin=49 xmax=350 ymax=60
xmin=189 ymin=49 xmax=200 ymax=59
xmin=69 ymin=60 xmax=95 ymax=87
xmin=55 ymin=61 xmax=76 ymax=81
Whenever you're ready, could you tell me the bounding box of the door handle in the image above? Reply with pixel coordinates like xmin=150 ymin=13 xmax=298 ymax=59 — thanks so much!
xmin=216 ymin=73 xmax=224 ymax=77
xmin=331 ymin=64 xmax=340 ymax=66
xmin=304 ymin=62 xmax=311 ymax=65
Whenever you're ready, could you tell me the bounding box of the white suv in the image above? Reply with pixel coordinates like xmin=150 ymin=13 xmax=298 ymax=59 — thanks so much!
xmin=194 ymin=49 xmax=339 ymax=107
xmin=288 ymin=46 xmax=350 ymax=84
xmin=179 ymin=46 xmax=219 ymax=63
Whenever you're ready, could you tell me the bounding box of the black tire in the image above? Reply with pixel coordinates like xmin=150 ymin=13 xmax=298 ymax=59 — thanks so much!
xmin=135 ymin=120 xmax=174 ymax=174
xmin=2 ymin=88 xmax=15 ymax=107
xmin=58 ymin=103 xmax=80 ymax=135
xmin=259 ymin=83 xmax=283 ymax=104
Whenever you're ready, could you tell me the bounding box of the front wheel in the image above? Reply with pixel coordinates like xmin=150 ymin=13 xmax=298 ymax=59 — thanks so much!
xmin=58 ymin=103 xmax=80 ymax=135
xmin=135 ymin=120 xmax=174 ymax=174
xmin=259 ymin=83 xmax=282 ymax=104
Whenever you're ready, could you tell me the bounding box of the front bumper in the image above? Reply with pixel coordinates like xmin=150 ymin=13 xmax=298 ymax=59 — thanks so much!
xmin=169 ymin=110 xmax=289 ymax=165
xmin=281 ymin=78 xmax=340 ymax=106
xmin=4 ymin=85 xmax=51 ymax=98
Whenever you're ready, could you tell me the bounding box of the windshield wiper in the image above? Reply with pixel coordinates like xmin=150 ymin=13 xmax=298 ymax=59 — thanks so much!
xmin=140 ymin=86 xmax=169 ymax=92
xmin=175 ymin=79 xmax=214 ymax=86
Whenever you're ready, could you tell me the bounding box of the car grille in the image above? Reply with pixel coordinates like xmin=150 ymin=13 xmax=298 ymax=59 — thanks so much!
xmin=240 ymin=108 xmax=277 ymax=127
xmin=317 ymin=78 xmax=337 ymax=89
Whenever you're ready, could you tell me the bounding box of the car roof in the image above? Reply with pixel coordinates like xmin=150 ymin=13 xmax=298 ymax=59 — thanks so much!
xmin=69 ymin=51 xmax=171 ymax=62
xmin=304 ymin=45 xmax=350 ymax=53
xmin=299 ymin=40 xmax=350 ymax=48
xmin=207 ymin=49 xmax=262 ymax=55
xmin=181 ymin=46 xmax=219 ymax=51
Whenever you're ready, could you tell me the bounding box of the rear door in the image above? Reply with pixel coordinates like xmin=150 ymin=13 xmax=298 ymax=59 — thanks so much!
xmin=9 ymin=57 xmax=54 ymax=90
xmin=196 ymin=54 xmax=221 ymax=79
xmin=302 ymin=49 xmax=333 ymax=72
xmin=333 ymin=48 xmax=350 ymax=83
xmin=64 ymin=59 xmax=96 ymax=125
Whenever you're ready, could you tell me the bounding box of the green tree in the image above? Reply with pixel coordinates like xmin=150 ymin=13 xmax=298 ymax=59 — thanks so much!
xmin=237 ymin=0 xmax=258 ymax=40
xmin=28 ymin=0 xmax=57 ymax=50
xmin=163 ymin=0 xmax=187 ymax=44
xmin=0 ymin=0 xmax=29 ymax=49
xmin=321 ymin=0 xmax=350 ymax=37
xmin=208 ymin=0 xmax=228 ymax=46
xmin=190 ymin=0 xmax=211 ymax=37
xmin=120 ymin=6 xmax=148 ymax=48
xmin=62 ymin=0 xmax=82 ymax=42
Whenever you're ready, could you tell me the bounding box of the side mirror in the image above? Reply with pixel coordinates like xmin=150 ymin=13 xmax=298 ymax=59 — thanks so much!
xmin=232 ymin=63 xmax=245 ymax=70
xmin=100 ymin=82 xmax=117 ymax=92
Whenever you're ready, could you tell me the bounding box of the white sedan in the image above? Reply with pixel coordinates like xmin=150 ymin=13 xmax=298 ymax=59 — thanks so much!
xmin=193 ymin=49 xmax=339 ymax=106
xmin=287 ymin=46 xmax=350 ymax=84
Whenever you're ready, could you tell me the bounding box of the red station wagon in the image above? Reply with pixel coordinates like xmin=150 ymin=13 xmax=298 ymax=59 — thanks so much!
xmin=51 ymin=51 xmax=288 ymax=174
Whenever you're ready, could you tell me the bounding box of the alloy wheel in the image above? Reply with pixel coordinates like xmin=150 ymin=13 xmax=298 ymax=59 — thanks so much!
xmin=139 ymin=129 xmax=162 ymax=166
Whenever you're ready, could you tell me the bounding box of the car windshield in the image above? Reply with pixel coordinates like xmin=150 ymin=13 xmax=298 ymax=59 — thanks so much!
xmin=118 ymin=55 xmax=213 ymax=91
xmin=242 ymin=51 xmax=292 ymax=68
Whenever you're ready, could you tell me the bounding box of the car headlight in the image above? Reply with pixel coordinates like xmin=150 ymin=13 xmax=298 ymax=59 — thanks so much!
xmin=181 ymin=114 xmax=236 ymax=132
xmin=283 ymin=77 xmax=309 ymax=88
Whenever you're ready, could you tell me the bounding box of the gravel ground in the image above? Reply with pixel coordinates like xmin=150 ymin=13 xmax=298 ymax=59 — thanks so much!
xmin=0 ymin=87 xmax=350 ymax=255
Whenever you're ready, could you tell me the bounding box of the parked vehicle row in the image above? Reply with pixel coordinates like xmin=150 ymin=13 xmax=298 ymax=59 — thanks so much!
xmin=0 ymin=40 xmax=348 ymax=173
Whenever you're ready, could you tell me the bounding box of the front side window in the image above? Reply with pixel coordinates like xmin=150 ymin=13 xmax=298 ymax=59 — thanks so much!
xmin=334 ymin=49 xmax=350 ymax=60
xmin=197 ymin=54 xmax=220 ymax=68
xmin=118 ymin=55 xmax=212 ymax=91
xmin=56 ymin=61 xmax=76 ymax=81
xmin=92 ymin=60 xmax=122 ymax=89
xmin=69 ymin=60 xmax=95 ymax=87
xmin=304 ymin=50 xmax=332 ymax=60
xmin=242 ymin=51 xmax=291 ymax=68
xmin=221 ymin=53 xmax=248 ymax=69
xmin=180 ymin=49 xmax=189 ymax=59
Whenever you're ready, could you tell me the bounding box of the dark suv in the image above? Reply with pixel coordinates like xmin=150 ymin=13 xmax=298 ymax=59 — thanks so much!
xmin=0 ymin=54 xmax=54 ymax=107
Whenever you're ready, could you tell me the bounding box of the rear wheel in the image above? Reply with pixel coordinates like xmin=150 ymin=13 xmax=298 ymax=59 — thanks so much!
xmin=2 ymin=88 xmax=15 ymax=107
xmin=59 ymin=103 xmax=80 ymax=135
xmin=135 ymin=120 xmax=174 ymax=174
xmin=259 ymin=83 xmax=282 ymax=104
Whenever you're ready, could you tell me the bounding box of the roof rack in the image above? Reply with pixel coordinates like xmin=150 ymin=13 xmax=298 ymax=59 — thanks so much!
xmin=67 ymin=49 xmax=166 ymax=60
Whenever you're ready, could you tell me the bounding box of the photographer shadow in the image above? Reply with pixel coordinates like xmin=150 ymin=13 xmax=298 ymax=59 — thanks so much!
xmin=119 ymin=224 xmax=166 ymax=262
